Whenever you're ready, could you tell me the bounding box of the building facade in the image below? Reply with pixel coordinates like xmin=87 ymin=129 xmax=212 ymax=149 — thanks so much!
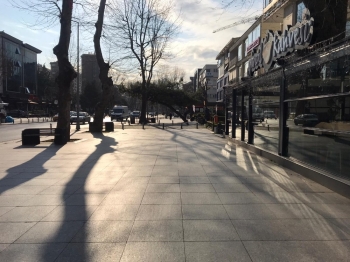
xmin=0 ymin=31 xmax=41 ymax=110
xmin=223 ymin=0 xmax=350 ymax=194
xmin=199 ymin=64 xmax=218 ymax=104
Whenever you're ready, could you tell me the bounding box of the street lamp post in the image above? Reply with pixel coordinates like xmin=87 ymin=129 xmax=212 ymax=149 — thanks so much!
xmin=73 ymin=21 xmax=80 ymax=131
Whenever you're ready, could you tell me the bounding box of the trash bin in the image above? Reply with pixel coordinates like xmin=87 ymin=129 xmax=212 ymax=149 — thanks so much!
xmin=22 ymin=129 xmax=40 ymax=145
xmin=105 ymin=121 xmax=114 ymax=132
xmin=5 ymin=116 xmax=14 ymax=123
xmin=130 ymin=116 xmax=135 ymax=124
xmin=151 ymin=117 xmax=156 ymax=123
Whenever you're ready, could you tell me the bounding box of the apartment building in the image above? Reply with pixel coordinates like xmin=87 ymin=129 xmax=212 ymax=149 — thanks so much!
xmin=0 ymin=31 xmax=41 ymax=109
xmin=199 ymin=64 xmax=218 ymax=105
xmin=81 ymin=53 xmax=100 ymax=92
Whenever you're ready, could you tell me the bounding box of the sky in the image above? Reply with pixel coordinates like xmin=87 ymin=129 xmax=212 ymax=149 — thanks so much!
xmin=0 ymin=0 xmax=263 ymax=82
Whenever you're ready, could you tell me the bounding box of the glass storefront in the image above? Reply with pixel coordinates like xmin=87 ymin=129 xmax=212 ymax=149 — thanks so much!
xmin=286 ymin=56 xmax=350 ymax=179
xmin=2 ymin=40 xmax=23 ymax=93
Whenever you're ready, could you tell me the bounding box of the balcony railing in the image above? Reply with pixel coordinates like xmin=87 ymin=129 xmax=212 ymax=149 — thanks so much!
xmin=229 ymin=57 xmax=237 ymax=69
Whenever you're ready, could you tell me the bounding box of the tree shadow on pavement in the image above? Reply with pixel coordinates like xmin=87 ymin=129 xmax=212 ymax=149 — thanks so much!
xmin=0 ymin=144 xmax=60 ymax=195
xmin=41 ymin=132 xmax=118 ymax=261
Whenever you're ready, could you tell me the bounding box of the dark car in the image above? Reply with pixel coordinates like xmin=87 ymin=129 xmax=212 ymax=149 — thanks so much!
xmin=70 ymin=112 xmax=90 ymax=124
xmin=130 ymin=111 xmax=140 ymax=118
xmin=294 ymin=114 xmax=319 ymax=126
xmin=7 ymin=109 xmax=28 ymax=118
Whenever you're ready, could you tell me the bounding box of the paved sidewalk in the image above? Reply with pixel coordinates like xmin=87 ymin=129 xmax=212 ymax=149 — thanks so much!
xmin=0 ymin=127 xmax=349 ymax=261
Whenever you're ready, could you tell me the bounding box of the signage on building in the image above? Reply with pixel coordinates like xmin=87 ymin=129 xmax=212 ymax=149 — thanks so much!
xmin=247 ymin=9 xmax=314 ymax=76
xmin=246 ymin=38 xmax=260 ymax=54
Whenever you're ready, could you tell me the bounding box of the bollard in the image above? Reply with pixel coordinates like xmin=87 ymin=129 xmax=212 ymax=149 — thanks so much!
xmin=268 ymin=125 xmax=270 ymax=131
xmin=32 ymin=119 xmax=34 ymax=123
xmin=37 ymin=117 xmax=39 ymax=122
xmin=158 ymin=120 xmax=160 ymax=126
xmin=196 ymin=123 xmax=198 ymax=129
xmin=42 ymin=118 xmax=44 ymax=122
xmin=163 ymin=123 xmax=164 ymax=130
xmin=181 ymin=123 xmax=182 ymax=129
xmin=50 ymin=123 xmax=52 ymax=132
xmin=172 ymin=120 xmax=173 ymax=125
xmin=122 ymin=123 xmax=124 ymax=130
xmin=142 ymin=123 xmax=144 ymax=130
xmin=222 ymin=130 xmax=225 ymax=138
xmin=20 ymin=118 xmax=22 ymax=124
xmin=28 ymin=119 xmax=29 ymax=123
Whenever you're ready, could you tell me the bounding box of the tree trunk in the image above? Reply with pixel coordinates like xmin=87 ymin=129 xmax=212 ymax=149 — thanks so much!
xmin=304 ymin=0 xmax=348 ymax=44
xmin=140 ymin=83 xmax=148 ymax=124
xmin=93 ymin=0 xmax=114 ymax=132
xmin=53 ymin=0 xmax=77 ymax=144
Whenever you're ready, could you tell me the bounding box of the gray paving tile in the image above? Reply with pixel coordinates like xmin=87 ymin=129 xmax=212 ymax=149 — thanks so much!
xmin=0 ymin=207 xmax=14 ymax=217
xmin=136 ymin=205 xmax=182 ymax=220
xmin=146 ymin=184 xmax=180 ymax=193
xmin=180 ymin=177 xmax=211 ymax=183
xmin=254 ymin=192 xmax=302 ymax=204
xmin=0 ymin=243 xmax=66 ymax=262
xmin=245 ymin=182 xmax=286 ymax=192
xmin=183 ymin=220 xmax=239 ymax=241
xmin=0 ymin=185 xmax=49 ymax=195
xmin=41 ymin=205 xmax=98 ymax=221
xmin=179 ymin=171 xmax=207 ymax=177
xmin=218 ymin=193 xmax=263 ymax=204
xmin=74 ymin=184 xmax=114 ymax=194
xmin=56 ymin=243 xmax=126 ymax=262
xmin=265 ymin=203 xmax=323 ymax=219
xmin=129 ymin=220 xmax=183 ymax=241
xmin=208 ymin=176 xmax=241 ymax=184
xmin=295 ymin=193 xmax=350 ymax=204
xmin=65 ymin=194 xmax=106 ymax=206
xmin=243 ymin=241 xmax=350 ymax=262
xmin=0 ymin=195 xmax=34 ymax=206
xmin=232 ymin=219 xmax=291 ymax=240
xmin=89 ymin=205 xmax=139 ymax=221
xmin=21 ymin=195 xmax=67 ymax=206
xmin=120 ymin=242 xmax=185 ymax=262
xmin=38 ymin=185 xmax=81 ymax=195
xmin=213 ymin=183 xmax=251 ymax=193
xmin=72 ymin=220 xmax=133 ymax=242
xmin=142 ymin=193 xmax=181 ymax=204
xmin=181 ymin=193 xmax=222 ymax=205
xmin=328 ymin=219 xmax=350 ymax=235
xmin=149 ymin=177 xmax=179 ymax=184
xmin=185 ymin=242 xmax=251 ymax=262
xmin=111 ymin=183 xmax=148 ymax=193
xmin=0 ymin=222 xmax=36 ymax=243
xmin=225 ymin=204 xmax=277 ymax=219
xmin=101 ymin=193 xmax=144 ymax=205
xmin=0 ymin=206 xmax=56 ymax=222
xmin=180 ymin=184 xmax=215 ymax=193
xmin=15 ymin=221 xmax=84 ymax=243
xmin=151 ymin=170 xmax=179 ymax=176
xmin=0 ymin=244 xmax=9 ymax=252
xmin=182 ymin=205 xmax=229 ymax=220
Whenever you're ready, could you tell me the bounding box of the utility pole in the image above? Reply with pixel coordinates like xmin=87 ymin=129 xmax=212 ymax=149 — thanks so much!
xmin=75 ymin=22 xmax=80 ymax=131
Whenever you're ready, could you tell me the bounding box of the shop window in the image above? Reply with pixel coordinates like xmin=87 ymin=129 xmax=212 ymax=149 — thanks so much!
xmin=238 ymin=44 xmax=242 ymax=61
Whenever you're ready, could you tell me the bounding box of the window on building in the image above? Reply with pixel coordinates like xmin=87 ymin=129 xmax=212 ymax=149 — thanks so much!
xmin=264 ymin=0 xmax=273 ymax=8
xmin=244 ymin=61 xmax=249 ymax=77
xmin=245 ymin=38 xmax=249 ymax=56
xmin=238 ymin=44 xmax=242 ymax=61
xmin=297 ymin=1 xmax=306 ymax=22
xmin=206 ymin=69 xmax=211 ymax=72
xmin=238 ymin=66 xmax=242 ymax=82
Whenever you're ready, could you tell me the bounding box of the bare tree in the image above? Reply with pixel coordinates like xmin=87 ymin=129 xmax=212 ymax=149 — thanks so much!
xmin=107 ymin=0 xmax=180 ymax=124
xmin=90 ymin=0 xmax=115 ymax=131
xmin=12 ymin=0 xmax=79 ymax=143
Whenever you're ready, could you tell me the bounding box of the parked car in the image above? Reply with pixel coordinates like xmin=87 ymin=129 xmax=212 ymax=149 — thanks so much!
xmin=130 ymin=111 xmax=140 ymax=118
xmin=294 ymin=114 xmax=319 ymax=126
xmin=70 ymin=112 xmax=90 ymax=124
xmin=7 ymin=109 xmax=28 ymax=118
xmin=148 ymin=112 xmax=156 ymax=117
xmin=53 ymin=114 xmax=59 ymax=122
xmin=264 ymin=111 xmax=276 ymax=119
